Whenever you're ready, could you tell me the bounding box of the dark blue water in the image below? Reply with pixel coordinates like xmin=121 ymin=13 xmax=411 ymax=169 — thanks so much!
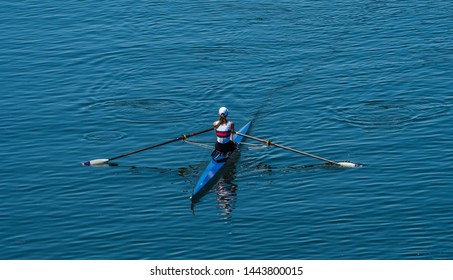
xmin=1 ymin=0 xmax=452 ymax=259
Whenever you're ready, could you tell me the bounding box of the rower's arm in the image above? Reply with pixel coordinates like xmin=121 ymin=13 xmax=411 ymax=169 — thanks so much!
xmin=230 ymin=121 xmax=235 ymax=141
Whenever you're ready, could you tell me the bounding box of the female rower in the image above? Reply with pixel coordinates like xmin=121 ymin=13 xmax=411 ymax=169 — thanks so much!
xmin=213 ymin=107 xmax=236 ymax=154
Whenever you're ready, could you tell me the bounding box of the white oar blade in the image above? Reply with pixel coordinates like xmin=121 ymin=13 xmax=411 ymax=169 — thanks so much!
xmin=82 ymin=159 xmax=109 ymax=166
xmin=337 ymin=161 xmax=361 ymax=168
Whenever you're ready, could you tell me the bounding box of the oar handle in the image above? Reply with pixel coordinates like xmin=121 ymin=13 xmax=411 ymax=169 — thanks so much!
xmin=235 ymin=132 xmax=267 ymax=144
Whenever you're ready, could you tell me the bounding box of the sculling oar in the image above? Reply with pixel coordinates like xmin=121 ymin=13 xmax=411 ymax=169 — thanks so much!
xmin=83 ymin=127 xmax=214 ymax=166
xmin=235 ymin=132 xmax=360 ymax=168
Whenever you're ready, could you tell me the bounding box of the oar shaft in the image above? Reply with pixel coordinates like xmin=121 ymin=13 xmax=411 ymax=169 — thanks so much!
xmin=235 ymin=132 xmax=340 ymax=165
xmin=109 ymin=127 xmax=213 ymax=161
xmin=109 ymin=138 xmax=179 ymax=161
xmin=271 ymin=142 xmax=339 ymax=165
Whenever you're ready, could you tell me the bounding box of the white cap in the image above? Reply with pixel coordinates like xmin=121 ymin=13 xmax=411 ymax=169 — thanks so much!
xmin=218 ymin=107 xmax=229 ymax=117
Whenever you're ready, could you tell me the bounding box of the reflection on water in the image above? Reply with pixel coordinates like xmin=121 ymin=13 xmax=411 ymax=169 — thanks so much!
xmin=215 ymin=168 xmax=238 ymax=220
xmin=190 ymin=161 xmax=240 ymax=218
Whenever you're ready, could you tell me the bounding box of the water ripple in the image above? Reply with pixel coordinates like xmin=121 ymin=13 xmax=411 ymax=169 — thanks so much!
xmin=331 ymin=97 xmax=449 ymax=128
xmin=83 ymin=131 xmax=127 ymax=143
xmin=3 ymin=0 xmax=453 ymax=261
xmin=83 ymin=98 xmax=191 ymax=123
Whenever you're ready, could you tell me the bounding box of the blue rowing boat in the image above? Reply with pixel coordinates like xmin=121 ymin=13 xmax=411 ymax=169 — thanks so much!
xmin=190 ymin=121 xmax=251 ymax=202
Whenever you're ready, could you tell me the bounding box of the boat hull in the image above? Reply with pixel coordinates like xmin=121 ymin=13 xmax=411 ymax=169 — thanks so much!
xmin=190 ymin=121 xmax=251 ymax=202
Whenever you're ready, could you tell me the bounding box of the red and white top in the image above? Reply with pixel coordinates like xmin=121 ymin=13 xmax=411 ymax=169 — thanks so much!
xmin=215 ymin=121 xmax=232 ymax=144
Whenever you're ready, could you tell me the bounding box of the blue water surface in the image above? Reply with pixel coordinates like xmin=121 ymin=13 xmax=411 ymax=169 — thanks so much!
xmin=1 ymin=0 xmax=452 ymax=259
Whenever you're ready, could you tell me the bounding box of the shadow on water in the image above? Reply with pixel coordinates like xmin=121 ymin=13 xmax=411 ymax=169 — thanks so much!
xmin=251 ymin=161 xmax=364 ymax=175
xmin=189 ymin=157 xmax=361 ymax=217
xmin=94 ymin=162 xmax=182 ymax=177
